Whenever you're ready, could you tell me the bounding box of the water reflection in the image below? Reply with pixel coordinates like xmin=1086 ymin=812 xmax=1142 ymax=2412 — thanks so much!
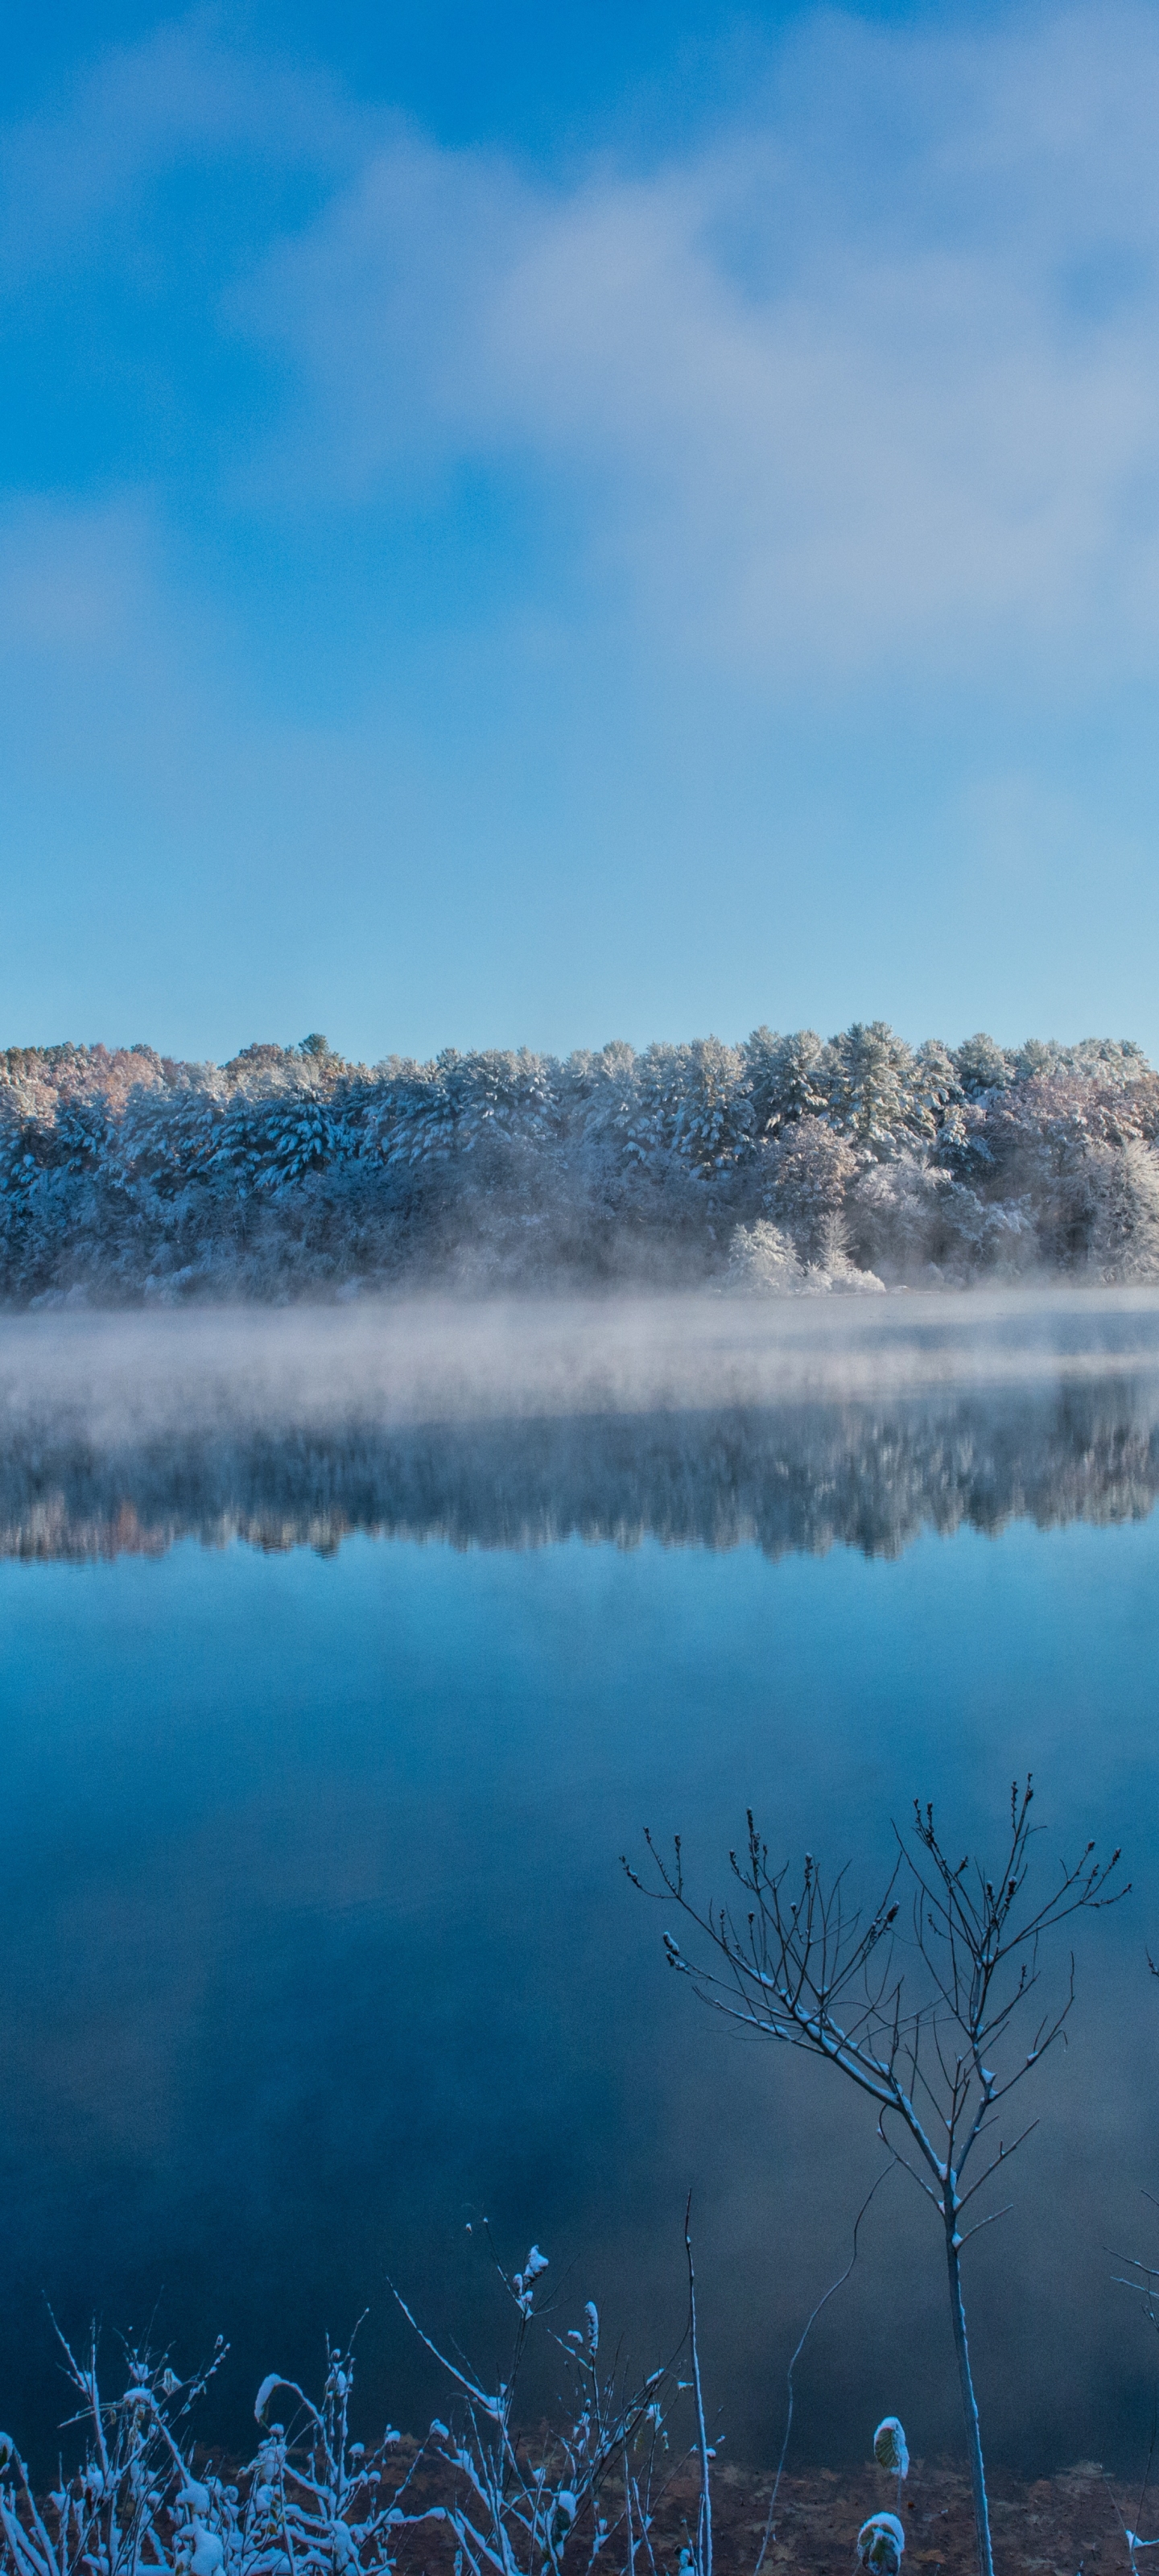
xmin=4 ymin=1306 xmax=1159 ymax=2491
xmin=3 ymin=1373 xmax=1159 ymax=1562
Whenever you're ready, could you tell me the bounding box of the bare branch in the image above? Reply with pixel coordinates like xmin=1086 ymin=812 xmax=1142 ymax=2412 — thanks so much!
xmin=632 ymin=1775 xmax=1126 ymax=2576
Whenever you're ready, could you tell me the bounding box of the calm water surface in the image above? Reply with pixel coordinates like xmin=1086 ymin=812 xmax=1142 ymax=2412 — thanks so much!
xmin=2 ymin=1297 xmax=1159 ymax=2479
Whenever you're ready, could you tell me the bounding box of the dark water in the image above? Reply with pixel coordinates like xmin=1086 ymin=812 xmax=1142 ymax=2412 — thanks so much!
xmin=2 ymin=1298 xmax=1159 ymax=2483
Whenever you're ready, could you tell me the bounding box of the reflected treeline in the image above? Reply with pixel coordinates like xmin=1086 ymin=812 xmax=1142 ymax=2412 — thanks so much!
xmin=5 ymin=1373 xmax=1159 ymax=1563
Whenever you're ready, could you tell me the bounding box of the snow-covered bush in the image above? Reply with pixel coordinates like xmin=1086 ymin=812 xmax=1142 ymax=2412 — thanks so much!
xmin=726 ymin=1222 xmax=886 ymax=1298
xmin=810 ymin=1251 xmax=886 ymax=1295
xmin=857 ymin=2512 xmax=905 ymax=2575
xmin=0 ymin=2323 xmax=419 ymax=2576
xmin=727 ymin=1222 xmax=806 ymax=1295
xmin=872 ymin=2416 xmax=909 ymax=2515
xmin=0 ymin=2247 xmax=706 ymax=2576
xmin=391 ymin=2237 xmax=699 ymax=2576
xmin=872 ymin=2418 xmax=909 ymax=2479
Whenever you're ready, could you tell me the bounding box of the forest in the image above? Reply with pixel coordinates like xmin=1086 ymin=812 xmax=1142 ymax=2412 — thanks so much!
xmin=2 ymin=1022 xmax=1158 ymax=1301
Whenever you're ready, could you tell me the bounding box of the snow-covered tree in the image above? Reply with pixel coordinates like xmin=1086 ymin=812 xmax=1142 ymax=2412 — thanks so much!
xmin=727 ymin=1220 xmax=806 ymax=1295
xmin=953 ymin=1034 xmax=1015 ymax=1100
xmin=823 ymin=1022 xmax=921 ymax=1158
xmin=2 ymin=1022 xmax=1157 ymax=1300
xmin=768 ymin=1117 xmax=857 ymax=1267
xmin=744 ymin=1028 xmax=828 ymax=1139
xmin=1087 ymin=1139 xmax=1159 ymax=1282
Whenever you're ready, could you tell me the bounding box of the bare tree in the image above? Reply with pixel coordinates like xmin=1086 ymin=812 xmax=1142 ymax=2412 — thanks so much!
xmin=626 ymin=1778 xmax=1126 ymax=2576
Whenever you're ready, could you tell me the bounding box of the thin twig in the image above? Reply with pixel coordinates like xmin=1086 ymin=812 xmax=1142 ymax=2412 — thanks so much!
xmin=753 ymin=2163 xmax=893 ymax=2576
xmin=684 ymin=2198 xmax=712 ymax=2576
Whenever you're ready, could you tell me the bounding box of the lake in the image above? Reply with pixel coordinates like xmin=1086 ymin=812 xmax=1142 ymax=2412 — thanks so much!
xmin=2 ymin=1291 xmax=1159 ymax=2482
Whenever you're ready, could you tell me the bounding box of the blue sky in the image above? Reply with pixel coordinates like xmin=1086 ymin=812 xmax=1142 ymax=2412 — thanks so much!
xmin=4 ymin=0 xmax=1159 ymax=1065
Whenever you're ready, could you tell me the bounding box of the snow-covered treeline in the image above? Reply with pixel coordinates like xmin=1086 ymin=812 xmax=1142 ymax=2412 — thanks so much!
xmin=2 ymin=1022 xmax=1158 ymax=1301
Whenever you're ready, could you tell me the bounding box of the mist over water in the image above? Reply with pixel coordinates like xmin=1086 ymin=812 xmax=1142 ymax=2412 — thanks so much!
xmin=7 ymin=1288 xmax=1159 ymax=1435
xmin=4 ymin=1288 xmax=1159 ymax=1560
xmin=3 ymin=1290 xmax=1159 ymax=2487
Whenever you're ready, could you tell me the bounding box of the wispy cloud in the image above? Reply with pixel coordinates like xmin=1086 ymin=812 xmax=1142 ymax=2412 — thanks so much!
xmin=6 ymin=6 xmax=1159 ymax=1059
xmin=9 ymin=5 xmax=1159 ymax=687
xmin=231 ymin=3 xmax=1159 ymax=683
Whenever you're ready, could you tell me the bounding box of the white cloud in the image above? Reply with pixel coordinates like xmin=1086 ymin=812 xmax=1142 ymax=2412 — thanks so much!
xmin=10 ymin=14 xmax=1159 ymax=1059
xmin=9 ymin=5 xmax=1159 ymax=691
xmin=235 ymin=2 xmax=1159 ymax=683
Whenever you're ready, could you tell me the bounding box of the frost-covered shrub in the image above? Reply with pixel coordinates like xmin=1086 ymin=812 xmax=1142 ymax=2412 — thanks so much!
xmin=857 ymin=2513 xmax=905 ymax=2575
xmin=812 ymin=1253 xmax=886 ymax=1295
xmin=0 ymin=2326 xmax=417 ymax=2576
xmin=0 ymin=2246 xmax=704 ymax=2576
xmin=727 ymin=1222 xmax=806 ymax=1295
xmin=872 ymin=2418 xmax=909 ymax=2479
xmin=727 ymin=1222 xmax=885 ymax=1298
xmin=872 ymin=2416 xmax=909 ymax=2517
xmin=393 ymin=2238 xmax=698 ymax=2576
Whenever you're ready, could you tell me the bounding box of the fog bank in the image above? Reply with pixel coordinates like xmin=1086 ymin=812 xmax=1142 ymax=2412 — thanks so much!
xmin=4 ymin=1289 xmax=1159 ymax=1562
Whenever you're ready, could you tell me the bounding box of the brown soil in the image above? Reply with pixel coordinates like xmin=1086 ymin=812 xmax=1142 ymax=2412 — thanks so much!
xmin=699 ymin=2460 xmax=1130 ymax=2576
xmin=384 ymin=2452 xmax=1140 ymax=2576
